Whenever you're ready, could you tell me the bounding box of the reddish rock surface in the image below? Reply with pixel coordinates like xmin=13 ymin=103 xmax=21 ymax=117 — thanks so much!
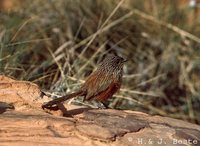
xmin=0 ymin=75 xmax=199 ymax=146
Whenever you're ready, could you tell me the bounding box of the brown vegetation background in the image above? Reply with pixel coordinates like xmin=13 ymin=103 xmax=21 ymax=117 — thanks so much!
xmin=0 ymin=0 xmax=200 ymax=124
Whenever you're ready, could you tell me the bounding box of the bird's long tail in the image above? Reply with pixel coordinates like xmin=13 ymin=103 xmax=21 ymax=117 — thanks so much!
xmin=42 ymin=90 xmax=85 ymax=109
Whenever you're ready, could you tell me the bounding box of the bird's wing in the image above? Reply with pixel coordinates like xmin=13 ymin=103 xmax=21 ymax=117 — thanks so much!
xmin=95 ymin=81 xmax=121 ymax=101
xmin=81 ymin=70 xmax=118 ymax=100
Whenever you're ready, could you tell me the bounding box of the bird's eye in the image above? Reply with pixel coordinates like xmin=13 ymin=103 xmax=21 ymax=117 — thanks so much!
xmin=116 ymin=59 xmax=120 ymax=64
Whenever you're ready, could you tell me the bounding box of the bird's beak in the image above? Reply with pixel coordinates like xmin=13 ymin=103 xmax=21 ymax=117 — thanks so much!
xmin=123 ymin=58 xmax=128 ymax=63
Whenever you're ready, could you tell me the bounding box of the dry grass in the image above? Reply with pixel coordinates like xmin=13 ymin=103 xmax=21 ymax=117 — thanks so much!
xmin=0 ymin=0 xmax=200 ymax=124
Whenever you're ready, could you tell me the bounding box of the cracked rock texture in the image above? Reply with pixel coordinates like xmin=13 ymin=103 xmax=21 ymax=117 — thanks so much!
xmin=0 ymin=75 xmax=200 ymax=146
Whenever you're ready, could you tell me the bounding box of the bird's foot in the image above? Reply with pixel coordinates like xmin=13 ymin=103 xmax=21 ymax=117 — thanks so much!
xmin=94 ymin=101 xmax=110 ymax=109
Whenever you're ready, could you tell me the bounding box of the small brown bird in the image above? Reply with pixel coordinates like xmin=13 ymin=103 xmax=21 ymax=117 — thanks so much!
xmin=42 ymin=53 xmax=126 ymax=110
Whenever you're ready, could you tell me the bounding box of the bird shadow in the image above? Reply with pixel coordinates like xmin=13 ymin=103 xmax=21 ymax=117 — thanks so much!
xmin=60 ymin=104 xmax=93 ymax=117
xmin=0 ymin=102 xmax=15 ymax=114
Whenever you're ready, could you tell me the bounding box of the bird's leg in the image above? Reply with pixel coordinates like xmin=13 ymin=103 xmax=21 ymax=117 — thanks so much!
xmin=92 ymin=100 xmax=110 ymax=109
xmin=100 ymin=101 xmax=110 ymax=109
